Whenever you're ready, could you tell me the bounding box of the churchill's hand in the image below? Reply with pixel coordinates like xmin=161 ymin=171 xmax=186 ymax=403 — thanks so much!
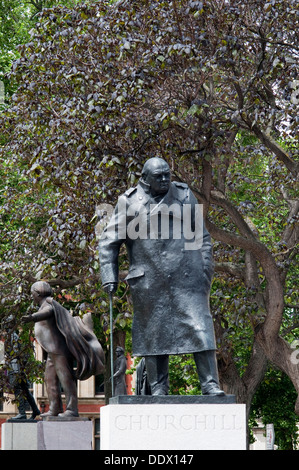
xmin=103 ymin=282 xmax=118 ymax=294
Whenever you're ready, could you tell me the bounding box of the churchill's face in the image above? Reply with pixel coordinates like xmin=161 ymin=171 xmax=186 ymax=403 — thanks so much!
xmin=143 ymin=159 xmax=171 ymax=196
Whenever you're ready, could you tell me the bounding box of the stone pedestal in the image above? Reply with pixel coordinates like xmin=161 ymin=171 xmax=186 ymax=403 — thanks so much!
xmin=100 ymin=395 xmax=246 ymax=450
xmin=2 ymin=422 xmax=38 ymax=450
xmin=37 ymin=418 xmax=93 ymax=450
xmin=2 ymin=418 xmax=93 ymax=450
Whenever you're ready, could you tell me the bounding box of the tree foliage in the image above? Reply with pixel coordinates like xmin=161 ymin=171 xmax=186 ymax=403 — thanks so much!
xmin=250 ymin=368 xmax=299 ymax=450
xmin=0 ymin=0 xmax=97 ymax=96
xmin=0 ymin=0 xmax=298 ymax=440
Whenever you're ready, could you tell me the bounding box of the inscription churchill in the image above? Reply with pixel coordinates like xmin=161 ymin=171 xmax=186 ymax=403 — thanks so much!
xmin=114 ymin=412 xmax=243 ymax=432
xmin=98 ymin=157 xmax=224 ymax=396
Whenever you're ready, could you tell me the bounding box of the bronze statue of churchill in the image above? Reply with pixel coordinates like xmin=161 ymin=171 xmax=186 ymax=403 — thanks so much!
xmin=98 ymin=157 xmax=224 ymax=396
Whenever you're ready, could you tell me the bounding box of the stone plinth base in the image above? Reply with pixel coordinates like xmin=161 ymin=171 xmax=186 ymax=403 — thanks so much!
xmin=2 ymin=422 xmax=38 ymax=450
xmin=100 ymin=396 xmax=246 ymax=450
xmin=2 ymin=419 xmax=93 ymax=450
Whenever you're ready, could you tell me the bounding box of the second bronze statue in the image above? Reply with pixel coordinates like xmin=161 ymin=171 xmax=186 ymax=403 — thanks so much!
xmin=23 ymin=281 xmax=105 ymax=418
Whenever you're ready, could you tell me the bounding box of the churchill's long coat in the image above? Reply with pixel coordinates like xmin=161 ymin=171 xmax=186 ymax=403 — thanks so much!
xmin=98 ymin=180 xmax=216 ymax=356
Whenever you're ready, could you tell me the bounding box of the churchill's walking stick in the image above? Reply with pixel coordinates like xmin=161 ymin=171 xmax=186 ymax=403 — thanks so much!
xmin=109 ymin=291 xmax=114 ymax=397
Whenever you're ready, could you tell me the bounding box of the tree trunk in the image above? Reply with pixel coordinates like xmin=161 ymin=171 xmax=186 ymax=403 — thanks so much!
xmin=193 ymin=154 xmax=299 ymax=425
xmin=207 ymin=218 xmax=299 ymax=417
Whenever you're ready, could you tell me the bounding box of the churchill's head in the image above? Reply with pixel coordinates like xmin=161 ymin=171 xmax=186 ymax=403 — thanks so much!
xmin=141 ymin=157 xmax=171 ymax=196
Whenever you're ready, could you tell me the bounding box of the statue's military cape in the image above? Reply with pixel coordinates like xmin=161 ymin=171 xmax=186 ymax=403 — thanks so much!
xmin=48 ymin=298 xmax=105 ymax=380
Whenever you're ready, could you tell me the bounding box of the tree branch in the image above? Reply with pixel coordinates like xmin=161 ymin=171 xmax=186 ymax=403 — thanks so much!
xmin=241 ymin=114 xmax=299 ymax=177
xmin=206 ymin=219 xmax=284 ymax=340
xmin=214 ymin=261 xmax=245 ymax=279
xmin=210 ymin=191 xmax=257 ymax=239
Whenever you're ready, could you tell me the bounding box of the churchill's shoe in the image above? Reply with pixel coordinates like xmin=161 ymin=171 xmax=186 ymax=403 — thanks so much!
xmin=203 ymin=385 xmax=225 ymax=396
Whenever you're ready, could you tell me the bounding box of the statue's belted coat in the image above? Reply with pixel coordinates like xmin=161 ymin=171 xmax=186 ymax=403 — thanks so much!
xmin=98 ymin=180 xmax=216 ymax=356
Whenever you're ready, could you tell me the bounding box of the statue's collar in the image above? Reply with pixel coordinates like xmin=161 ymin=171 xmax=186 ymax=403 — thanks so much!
xmin=138 ymin=178 xmax=151 ymax=194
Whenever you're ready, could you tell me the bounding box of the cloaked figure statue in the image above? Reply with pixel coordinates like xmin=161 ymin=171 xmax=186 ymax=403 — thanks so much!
xmin=23 ymin=281 xmax=105 ymax=418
